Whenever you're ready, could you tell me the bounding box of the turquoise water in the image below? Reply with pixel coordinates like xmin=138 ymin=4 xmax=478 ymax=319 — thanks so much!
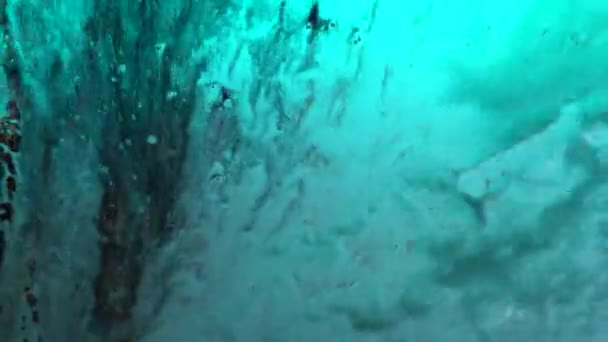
xmin=1 ymin=0 xmax=608 ymax=341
